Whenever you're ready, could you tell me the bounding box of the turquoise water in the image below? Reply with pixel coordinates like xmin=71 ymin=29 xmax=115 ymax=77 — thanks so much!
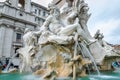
xmin=0 ymin=71 xmax=120 ymax=80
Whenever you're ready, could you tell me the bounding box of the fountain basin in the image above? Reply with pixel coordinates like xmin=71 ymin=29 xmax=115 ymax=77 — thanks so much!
xmin=0 ymin=71 xmax=120 ymax=80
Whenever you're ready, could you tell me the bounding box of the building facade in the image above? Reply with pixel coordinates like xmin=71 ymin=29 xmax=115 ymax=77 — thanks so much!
xmin=0 ymin=0 xmax=48 ymax=66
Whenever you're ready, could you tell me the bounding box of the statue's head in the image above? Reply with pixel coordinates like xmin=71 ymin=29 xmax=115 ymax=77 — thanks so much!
xmin=82 ymin=6 xmax=89 ymax=13
xmin=79 ymin=4 xmax=89 ymax=14
xmin=97 ymin=29 xmax=100 ymax=33
xmin=48 ymin=3 xmax=60 ymax=16
xmin=78 ymin=0 xmax=89 ymax=13
xmin=48 ymin=3 xmax=60 ymax=17
xmin=48 ymin=3 xmax=56 ymax=11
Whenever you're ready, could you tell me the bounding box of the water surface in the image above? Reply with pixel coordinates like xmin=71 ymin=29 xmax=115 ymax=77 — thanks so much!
xmin=0 ymin=71 xmax=120 ymax=80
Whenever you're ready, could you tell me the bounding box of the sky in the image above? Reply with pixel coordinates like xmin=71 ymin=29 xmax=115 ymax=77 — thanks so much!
xmin=32 ymin=0 xmax=120 ymax=44
xmin=0 ymin=0 xmax=120 ymax=44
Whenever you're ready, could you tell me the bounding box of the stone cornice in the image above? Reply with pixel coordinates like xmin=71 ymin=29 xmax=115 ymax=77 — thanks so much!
xmin=0 ymin=13 xmax=37 ymax=27
xmin=2 ymin=2 xmax=34 ymax=16
xmin=15 ymin=27 xmax=24 ymax=33
xmin=0 ymin=23 xmax=15 ymax=29
xmin=0 ymin=22 xmax=27 ymax=33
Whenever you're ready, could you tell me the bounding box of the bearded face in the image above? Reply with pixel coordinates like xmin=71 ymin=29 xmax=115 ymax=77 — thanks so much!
xmin=82 ymin=6 xmax=89 ymax=13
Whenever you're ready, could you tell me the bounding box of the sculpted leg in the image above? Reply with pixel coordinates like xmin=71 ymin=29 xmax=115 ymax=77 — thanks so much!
xmin=58 ymin=24 xmax=77 ymax=36
xmin=58 ymin=18 xmax=80 ymax=36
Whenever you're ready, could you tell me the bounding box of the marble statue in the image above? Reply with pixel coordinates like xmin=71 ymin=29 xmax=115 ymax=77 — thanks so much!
xmin=18 ymin=0 xmax=120 ymax=79
xmin=94 ymin=29 xmax=104 ymax=46
xmin=94 ymin=30 xmax=116 ymax=56
xmin=23 ymin=28 xmax=41 ymax=47
xmin=18 ymin=28 xmax=41 ymax=72
xmin=39 ymin=3 xmax=95 ymax=46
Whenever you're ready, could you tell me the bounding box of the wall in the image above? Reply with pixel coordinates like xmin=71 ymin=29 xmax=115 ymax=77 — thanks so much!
xmin=2 ymin=27 xmax=14 ymax=57
xmin=0 ymin=25 xmax=6 ymax=57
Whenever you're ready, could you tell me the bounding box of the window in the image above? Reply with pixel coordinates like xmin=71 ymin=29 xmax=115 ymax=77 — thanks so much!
xmin=18 ymin=0 xmax=25 ymax=8
xmin=40 ymin=19 xmax=45 ymax=25
xmin=19 ymin=13 xmax=23 ymax=16
xmin=16 ymin=33 xmax=22 ymax=42
xmin=39 ymin=10 xmax=41 ymax=15
xmin=43 ymin=11 xmax=46 ymax=16
xmin=35 ymin=9 xmax=37 ymax=14
xmin=35 ymin=17 xmax=38 ymax=21
xmin=38 ymin=18 xmax=40 ymax=21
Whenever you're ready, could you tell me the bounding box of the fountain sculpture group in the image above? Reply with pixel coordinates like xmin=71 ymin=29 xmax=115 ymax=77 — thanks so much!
xmin=17 ymin=0 xmax=120 ymax=80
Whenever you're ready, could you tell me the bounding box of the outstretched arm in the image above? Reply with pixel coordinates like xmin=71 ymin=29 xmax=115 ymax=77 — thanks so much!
xmin=41 ymin=16 xmax=52 ymax=30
